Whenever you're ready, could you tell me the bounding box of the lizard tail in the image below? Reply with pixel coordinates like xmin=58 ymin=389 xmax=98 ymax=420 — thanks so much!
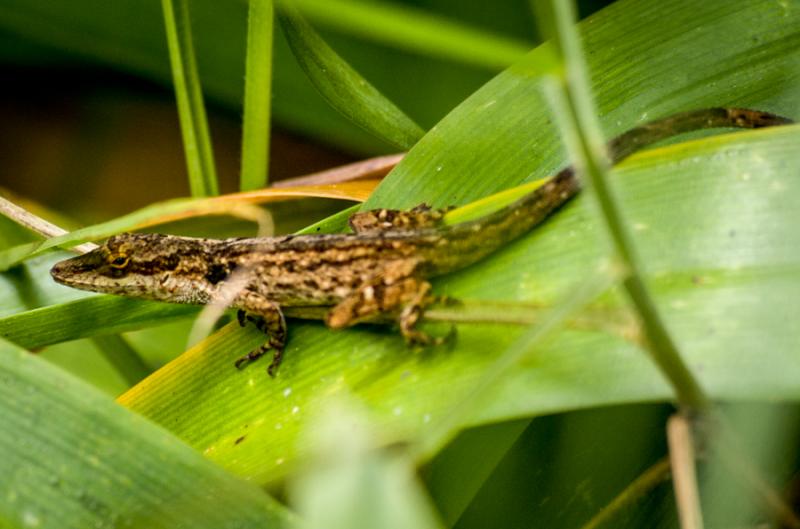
xmin=427 ymin=107 xmax=794 ymax=274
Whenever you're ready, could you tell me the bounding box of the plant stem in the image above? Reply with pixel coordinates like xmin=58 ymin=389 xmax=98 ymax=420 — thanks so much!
xmin=580 ymin=457 xmax=671 ymax=529
xmin=541 ymin=0 xmax=710 ymax=413
xmin=668 ymin=414 xmax=705 ymax=529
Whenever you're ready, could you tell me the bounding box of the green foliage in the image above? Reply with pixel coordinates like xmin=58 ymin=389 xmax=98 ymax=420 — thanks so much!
xmin=288 ymin=400 xmax=445 ymax=529
xmin=277 ymin=3 xmax=425 ymax=149
xmin=160 ymin=0 xmax=219 ymax=196
xmin=277 ymin=0 xmax=532 ymax=69
xmin=240 ymin=0 xmax=275 ymax=190
xmin=0 ymin=0 xmax=798 ymax=527
xmin=0 ymin=337 xmax=289 ymax=528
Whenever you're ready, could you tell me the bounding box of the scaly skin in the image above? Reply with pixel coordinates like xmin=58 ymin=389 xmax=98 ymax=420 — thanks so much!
xmin=50 ymin=108 xmax=793 ymax=375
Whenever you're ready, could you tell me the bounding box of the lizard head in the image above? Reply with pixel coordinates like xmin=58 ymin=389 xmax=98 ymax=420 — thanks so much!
xmin=50 ymin=233 xmax=215 ymax=303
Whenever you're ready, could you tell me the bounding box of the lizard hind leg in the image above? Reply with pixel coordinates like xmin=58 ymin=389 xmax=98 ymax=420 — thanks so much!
xmin=326 ymin=275 xmax=454 ymax=346
xmin=397 ymin=281 xmax=456 ymax=346
xmin=234 ymin=296 xmax=287 ymax=377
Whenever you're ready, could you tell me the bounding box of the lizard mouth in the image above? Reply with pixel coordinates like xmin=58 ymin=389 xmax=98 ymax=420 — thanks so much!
xmin=50 ymin=250 xmax=107 ymax=289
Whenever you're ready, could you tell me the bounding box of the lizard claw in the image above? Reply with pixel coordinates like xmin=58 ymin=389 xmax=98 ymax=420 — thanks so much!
xmin=405 ymin=325 xmax=457 ymax=347
xmin=234 ymin=340 xmax=285 ymax=376
xmin=431 ymin=294 xmax=462 ymax=307
xmin=234 ymin=346 xmax=267 ymax=369
xmin=234 ymin=305 xmax=288 ymax=375
xmin=267 ymin=347 xmax=284 ymax=377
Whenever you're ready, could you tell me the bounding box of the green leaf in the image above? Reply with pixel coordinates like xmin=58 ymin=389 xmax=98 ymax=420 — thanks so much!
xmin=280 ymin=0 xmax=534 ymax=70
xmin=421 ymin=419 xmax=530 ymax=525
xmin=0 ymin=295 xmax=197 ymax=349
xmin=278 ymin=3 xmax=425 ymax=149
xmin=114 ymin=128 xmax=800 ymax=485
xmin=288 ymin=400 xmax=444 ymax=529
xmin=0 ymin=337 xmax=290 ymax=528
xmin=161 ymin=0 xmax=219 ymax=196
xmin=240 ymin=0 xmax=275 ymax=191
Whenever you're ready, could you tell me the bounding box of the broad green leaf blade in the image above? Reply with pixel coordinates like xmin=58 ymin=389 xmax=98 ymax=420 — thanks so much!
xmin=414 ymin=261 xmax=620 ymax=458
xmin=450 ymin=405 xmax=675 ymax=528
xmin=161 ymin=0 xmax=219 ymax=197
xmin=278 ymin=4 xmax=425 ymax=150
xmin=240 ymin=0 xmax=275 ymax=191
xmin=0 ymin=338 xmax=289 ymax=528
xmin=539 ymin=0 xmax=711 ymax=410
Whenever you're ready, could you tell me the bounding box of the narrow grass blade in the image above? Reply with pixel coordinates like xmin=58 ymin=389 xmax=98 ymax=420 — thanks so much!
xmin=0 ymin=296 xmax=198 ymax=349
xmin=240 ymin=0 xmax=275 ymax=191
xmin=278 ymin=4 xmax=425 ymax=149
xmin=279 ymin=0 xmax=535 ymax=70
xmin=161 ymin=0 xmax=219 ymax=197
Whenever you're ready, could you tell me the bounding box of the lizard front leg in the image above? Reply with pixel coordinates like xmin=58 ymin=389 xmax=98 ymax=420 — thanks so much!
xmin=233 ymin=290 xmax=287 ymax=376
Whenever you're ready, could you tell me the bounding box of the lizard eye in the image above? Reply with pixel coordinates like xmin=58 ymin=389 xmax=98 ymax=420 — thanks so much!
xmin=108 ymin=255 xmax=130 ymax=269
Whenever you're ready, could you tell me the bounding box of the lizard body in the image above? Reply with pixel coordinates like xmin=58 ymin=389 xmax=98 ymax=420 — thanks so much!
xmin=50 ymin=108 xmax=792 ymax=374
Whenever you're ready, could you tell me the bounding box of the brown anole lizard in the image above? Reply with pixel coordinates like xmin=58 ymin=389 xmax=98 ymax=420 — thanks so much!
xmin=50 ymin=108 xmax=792 ymax=375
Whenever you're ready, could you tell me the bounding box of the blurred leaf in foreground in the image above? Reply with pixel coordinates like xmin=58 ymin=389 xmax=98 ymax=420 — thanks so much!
xmin=289 ymin=398 xmax=443 ymax=529
xmin=0 ymin=337 xmax=289 ymax=528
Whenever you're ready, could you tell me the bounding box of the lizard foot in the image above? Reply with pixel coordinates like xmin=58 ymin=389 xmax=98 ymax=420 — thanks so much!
xmin=234 ymin=338 xmax=285 ymax=377
xmin=234 ymin=298 xmax=287 ymax=376
xmin=398 ymin=285 xmax=457 ymax=346
xmin=400 ymin=322 xmax=457 ymax=347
